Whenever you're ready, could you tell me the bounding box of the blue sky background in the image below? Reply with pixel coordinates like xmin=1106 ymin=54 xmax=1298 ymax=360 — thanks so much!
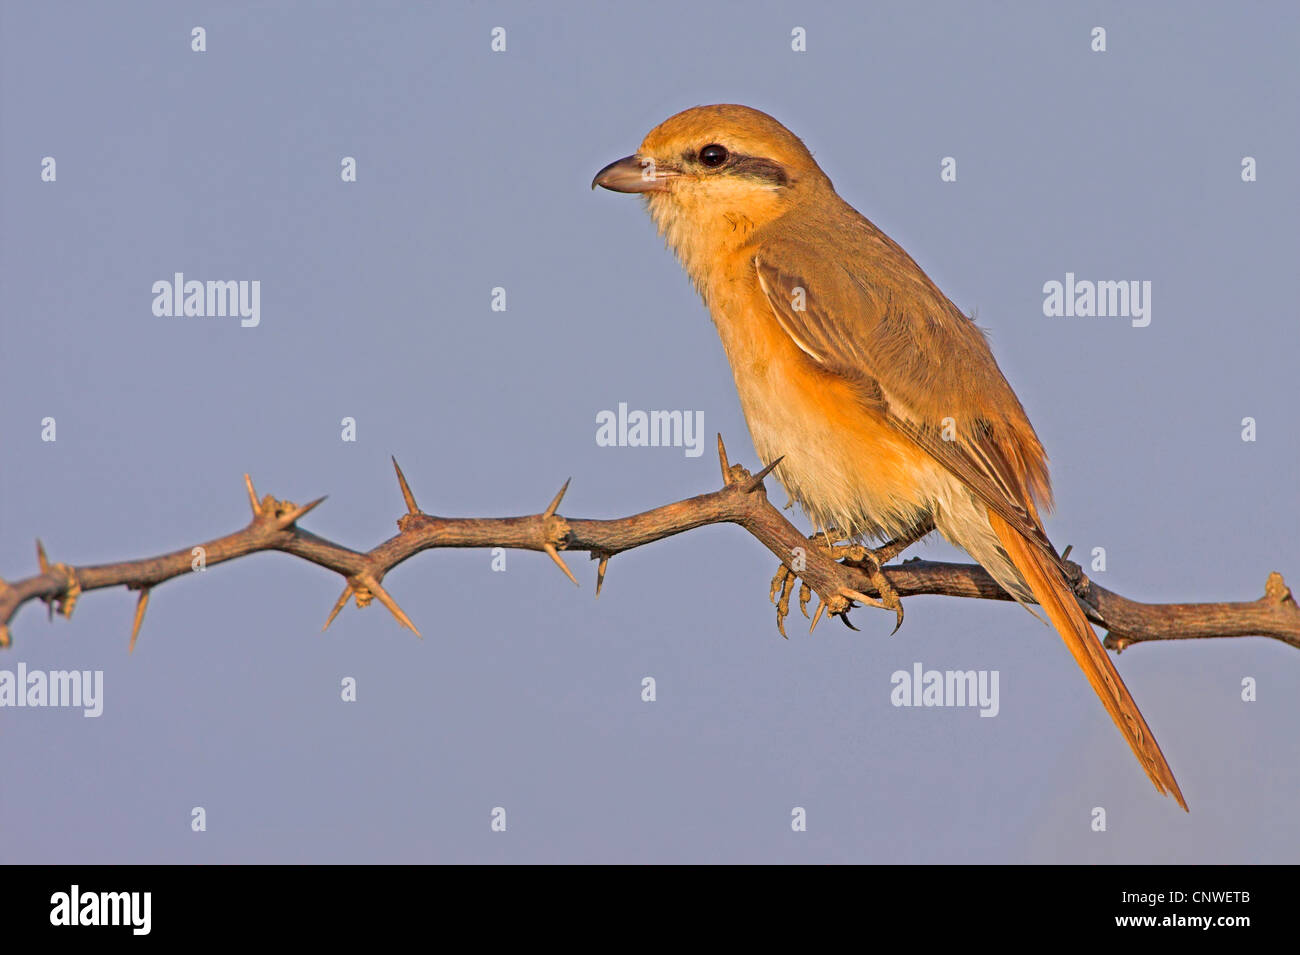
xmin=1 ymin=0 xmax=1296 ymax=863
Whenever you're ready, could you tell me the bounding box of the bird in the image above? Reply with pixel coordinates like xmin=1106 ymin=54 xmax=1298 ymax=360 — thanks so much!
xmin=593 ymin=103 xmax=1186 ymax=810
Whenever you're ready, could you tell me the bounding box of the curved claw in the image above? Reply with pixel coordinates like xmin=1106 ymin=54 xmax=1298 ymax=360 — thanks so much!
xmin=769 ymin=566 xmax=785 ymax=605
xmin=840 ymin=587 xmax=905 ymax=635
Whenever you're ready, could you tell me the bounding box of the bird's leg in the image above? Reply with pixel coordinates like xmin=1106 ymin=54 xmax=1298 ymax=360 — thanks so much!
xmin=866 ymin=517 xmax=936 ymax=564
xmin=769 ymin=519 xmax=935 ymax=636
xmin=831 ymin=517 xmax=936 ymax=633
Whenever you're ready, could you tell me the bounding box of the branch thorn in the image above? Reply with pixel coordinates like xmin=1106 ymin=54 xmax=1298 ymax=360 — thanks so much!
xmin=545 ymin=543 xmax=580 ymax=587
xmin=744 ymin=456 xmax=785 ymax=493
xmin=362 ymin=574 xmax=421 ymax=637
xmin=276 ymin=495 xmax=327 ymax=530
xmin=392 ymin=457 xmax=421 ymax=515
xmin=129 ymin=587 xmax=151 ymax=653
xmin=810 ymin=597 xmax=827 ymax=632
xmin=322 ymin=583 xmax=353 ymax=632
xmin=244 ymin=474 xmax=261 ymax=516
xmin=544 ymin=478 xmax=572 ymax=519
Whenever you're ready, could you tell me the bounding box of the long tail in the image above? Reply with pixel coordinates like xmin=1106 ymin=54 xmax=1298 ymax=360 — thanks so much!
xmin=988 ymin=510 xmax=1187 ymax=811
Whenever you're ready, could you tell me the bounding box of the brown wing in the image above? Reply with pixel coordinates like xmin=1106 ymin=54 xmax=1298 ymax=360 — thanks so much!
xmin=751 ymin=218 xmax=1185 ymax=808
xmin=751 ymin=227 xmax=1060 ymax=566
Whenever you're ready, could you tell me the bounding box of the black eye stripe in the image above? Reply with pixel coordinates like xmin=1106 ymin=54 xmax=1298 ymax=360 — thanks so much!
xmin=684 ymin=145 xmax=790 ymax=186
xmin=729 ymin=156 xmax=790 ymax=187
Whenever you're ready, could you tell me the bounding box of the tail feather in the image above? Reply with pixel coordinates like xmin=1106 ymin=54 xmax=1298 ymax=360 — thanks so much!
xmin=988 ymin=510 xmax=1187 ymax=811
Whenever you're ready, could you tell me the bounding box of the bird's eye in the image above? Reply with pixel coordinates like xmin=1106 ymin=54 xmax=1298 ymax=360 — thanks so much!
xmin=699 ymin=144 xmax=729 ymax=168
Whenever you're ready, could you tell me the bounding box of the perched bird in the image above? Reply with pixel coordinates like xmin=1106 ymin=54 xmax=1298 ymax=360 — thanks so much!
xmin=593 ymin=104 xmax=1185 ymax=810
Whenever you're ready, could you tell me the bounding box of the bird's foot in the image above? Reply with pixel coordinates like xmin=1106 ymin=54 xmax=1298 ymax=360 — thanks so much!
xmin=768 ymin=528 xmax=912 ymax=637
xmin=834 ymin=543 xmax=905 ymax=635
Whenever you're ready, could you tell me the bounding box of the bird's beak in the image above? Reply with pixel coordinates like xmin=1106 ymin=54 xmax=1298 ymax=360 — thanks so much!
xmin=591 ymin=154 xmax=676 ymax=193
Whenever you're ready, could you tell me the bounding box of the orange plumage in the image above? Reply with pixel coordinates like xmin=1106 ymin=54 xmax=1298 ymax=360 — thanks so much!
xmin=595 ymin=104 xmax=1185 ymax=809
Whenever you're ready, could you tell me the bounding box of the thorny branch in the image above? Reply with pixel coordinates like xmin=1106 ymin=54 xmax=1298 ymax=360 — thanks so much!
xmin=0 ymin=437 xmax=1295 ymax=653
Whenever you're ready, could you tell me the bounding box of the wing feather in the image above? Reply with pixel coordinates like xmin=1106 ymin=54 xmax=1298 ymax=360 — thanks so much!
xmin=752 ymin=240 xmax=1061 ymax=566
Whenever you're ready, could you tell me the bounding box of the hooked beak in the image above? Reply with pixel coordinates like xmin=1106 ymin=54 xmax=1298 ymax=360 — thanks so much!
xmin=591 ymin=154 xmax=677 ymax=193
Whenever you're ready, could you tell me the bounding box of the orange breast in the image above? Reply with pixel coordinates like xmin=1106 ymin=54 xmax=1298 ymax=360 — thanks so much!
xmin=708 ymin=275 xmax=943 ymax=539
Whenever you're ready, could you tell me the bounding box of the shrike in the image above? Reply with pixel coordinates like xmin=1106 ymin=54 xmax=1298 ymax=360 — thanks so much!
xmin=594 ymin=103 xmax=1185 ymax=809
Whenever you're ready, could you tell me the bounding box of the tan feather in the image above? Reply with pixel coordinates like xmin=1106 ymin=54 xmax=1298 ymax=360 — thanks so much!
xmin=989 ymin=510 xmax=1187 ymax=810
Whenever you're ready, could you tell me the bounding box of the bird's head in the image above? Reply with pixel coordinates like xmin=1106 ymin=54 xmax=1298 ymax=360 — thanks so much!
xmin=593 ymin=105 xmax=832 ymax=289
